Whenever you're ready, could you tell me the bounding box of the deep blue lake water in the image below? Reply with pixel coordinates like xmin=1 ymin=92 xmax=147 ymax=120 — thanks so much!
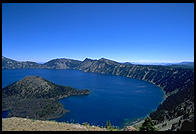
xmin=2 ymin=110 xmax=10 ymax=118
xmin=2 ymin=69 xmax=164 ymax=127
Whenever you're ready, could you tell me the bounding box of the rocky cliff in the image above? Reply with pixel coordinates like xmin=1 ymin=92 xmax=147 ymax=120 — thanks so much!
xmin=2 ymin=56 xmax=81 ymax=69
xmin=2 ymin=56 xmax=194 ymax=129
xmin=76 ymin=58 xmax=194 ymax=126
xmin=2 ymin=56 xmax=44 ymax=69
xmin=43 ymin=58 xmax=81 ymax=69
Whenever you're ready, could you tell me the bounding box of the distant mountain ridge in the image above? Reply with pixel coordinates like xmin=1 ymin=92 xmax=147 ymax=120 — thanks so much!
xmin=43 ymin=58 xmax=81 ymax=69
xmin=2 ymin=56 xmax=81 ymax=69
xmin=2 ymin=56 xmax=194 ymax=130
xmin=167 ymin=62 xmax=194 ymax=68
xmin=2 ymin=56 xmax=44 ymax=69
xmin=129 ymin=61 xmax=194 ymax=67
xmin=2 ymin=56 xmax=193 ymax=69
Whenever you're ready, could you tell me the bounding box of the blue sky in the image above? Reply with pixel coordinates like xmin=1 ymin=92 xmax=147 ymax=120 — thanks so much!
xmin=2 ymin=3 xmax=194 ymax=63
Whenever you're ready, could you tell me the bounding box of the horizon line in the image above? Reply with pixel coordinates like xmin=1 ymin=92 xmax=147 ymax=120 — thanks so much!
xmin=2 ymin=55 xmax=194 ymax=64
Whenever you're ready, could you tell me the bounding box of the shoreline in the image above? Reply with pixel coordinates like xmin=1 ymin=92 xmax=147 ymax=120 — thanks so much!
xmin=3 ymin=68 xmax=166 ymax=128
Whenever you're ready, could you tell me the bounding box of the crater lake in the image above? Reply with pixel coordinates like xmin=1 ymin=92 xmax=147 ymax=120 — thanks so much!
xmin=2 ymin=69 xmax=164 ymax=127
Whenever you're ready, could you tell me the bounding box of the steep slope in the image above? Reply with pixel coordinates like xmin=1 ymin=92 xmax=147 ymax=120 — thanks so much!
xmin=2 ymin=56 xmax=194 ymax=128
xmin=2 ymin=56 xmax=81 ymax=69
xmin=2 ymin=56 xmax=44 ymax=69
xmin=76 ymin=58 xmax=121 ymax=74
xmin=77 ymin=58 xmax=193 ymax=95
xmin=2 ymin=76 xmax=90 ymax=120
xmin=150 ymin=86 xmax=194 ymax=125
xmin=44 ymin=58 xmax=81 ymax=69
xmin=76 ymin=58 xmax=194 ymax=126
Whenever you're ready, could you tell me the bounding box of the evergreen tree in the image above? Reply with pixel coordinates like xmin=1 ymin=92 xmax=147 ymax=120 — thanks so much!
xmin=105 ymin=120 xmax=119 ymax=131
xmin=139 ymin=117 xmax=157 ymax=131
xmin=106 ymin=120 xmax=112 ymax=129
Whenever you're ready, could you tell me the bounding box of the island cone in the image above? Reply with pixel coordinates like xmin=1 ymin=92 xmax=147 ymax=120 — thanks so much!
xmin=2 ymin=76 xmax=90 ymax=120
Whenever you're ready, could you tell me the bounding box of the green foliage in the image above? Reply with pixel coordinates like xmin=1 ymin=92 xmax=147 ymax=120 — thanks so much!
xmin=105 ymin=120 xmax=119 ymax=131
xmin=82 ymin=122 xmax=90 ymax=128
xmin=35 ymin=102 xmax=58 ymax=118
xmin=106 ymin=120 xmax=112 ymax=129
xmin=139 ymin=117 xmax=157 ymax=131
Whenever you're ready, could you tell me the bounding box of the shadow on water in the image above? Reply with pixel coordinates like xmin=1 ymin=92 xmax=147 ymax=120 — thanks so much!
xmin=2 ymin=110 xmax=11 ymax=118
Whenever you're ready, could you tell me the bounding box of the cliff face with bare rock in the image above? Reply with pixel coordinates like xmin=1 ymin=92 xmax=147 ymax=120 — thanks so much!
xmin=75 ymin=58 xmax=194 ymax=129
xmin=2 ymin=56 xmax=194 ymax=130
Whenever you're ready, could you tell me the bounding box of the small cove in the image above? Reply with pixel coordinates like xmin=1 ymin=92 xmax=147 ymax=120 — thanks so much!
xmin=2 ymin=69 xmax=164 ymax=127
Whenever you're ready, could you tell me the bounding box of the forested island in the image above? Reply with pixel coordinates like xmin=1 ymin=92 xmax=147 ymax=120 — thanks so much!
xmin=2 ymin=76 xmax=90 ymax=120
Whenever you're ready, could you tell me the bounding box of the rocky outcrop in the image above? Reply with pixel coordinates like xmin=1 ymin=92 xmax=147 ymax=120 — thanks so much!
xmin=170 ymin=114 xmax=194 ymax=131
xmin=122 ymin=126 xmax=138 ymax=131
xmin=150 ymin=87 xmax=194 ymax=123
xmin=43 ymin=58 xmax=81 ymax=69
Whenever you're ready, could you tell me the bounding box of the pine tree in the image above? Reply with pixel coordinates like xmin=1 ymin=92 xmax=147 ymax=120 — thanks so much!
xmin=139 ymin=117 xmax=157 ymax=131
xmin=106 ymin=120 xmax=112 ymax=129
